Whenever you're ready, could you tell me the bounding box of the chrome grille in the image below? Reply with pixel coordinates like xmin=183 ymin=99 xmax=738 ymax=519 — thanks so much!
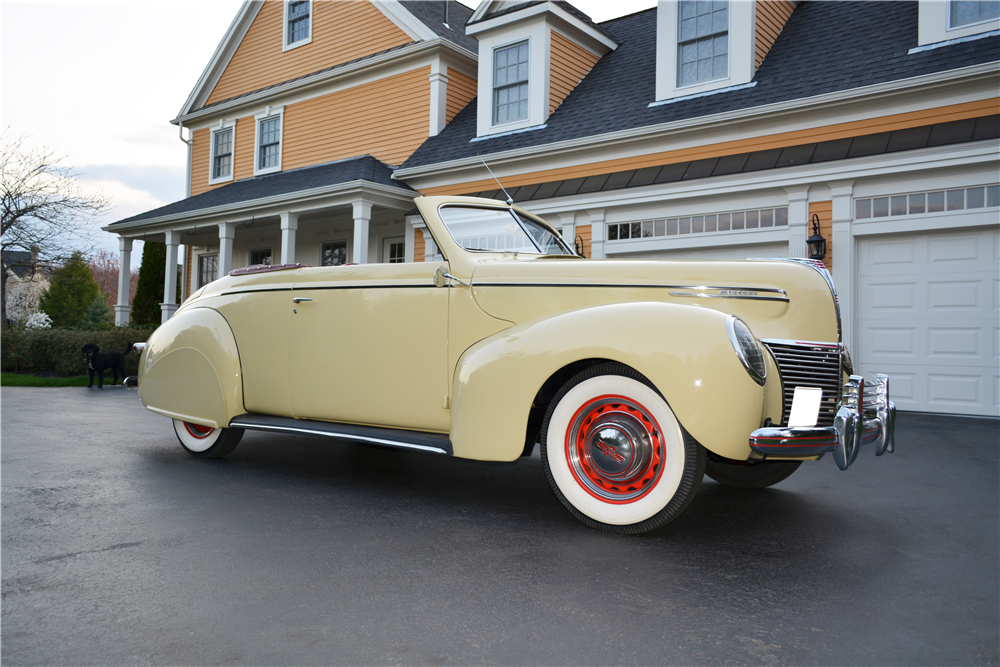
xmin=762 ymin=341 xmax=842 ymax=427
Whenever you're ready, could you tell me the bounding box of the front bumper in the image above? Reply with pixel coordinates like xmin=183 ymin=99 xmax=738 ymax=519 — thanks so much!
xmin=749 ymin=374 xmax=896 ymax=470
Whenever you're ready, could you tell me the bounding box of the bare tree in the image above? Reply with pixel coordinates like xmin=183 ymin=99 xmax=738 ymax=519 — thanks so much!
xmin=88 ymin=249 xmax=140 ymax=321
xmin=1 ymin=131 xmax=111 ymax=323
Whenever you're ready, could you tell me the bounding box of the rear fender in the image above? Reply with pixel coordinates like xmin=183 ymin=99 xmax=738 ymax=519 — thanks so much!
xmin=450 ymin=302 xmax=765 ymax=461
xmin=138 ymin=307 xmax=243 ymax=428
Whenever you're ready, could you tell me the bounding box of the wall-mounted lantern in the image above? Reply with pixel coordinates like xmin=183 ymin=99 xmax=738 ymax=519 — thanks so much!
xmin=574 ymin=235 xmax=586 ymax=257
xmin=807 ymin=213 xmax=827 ymax=261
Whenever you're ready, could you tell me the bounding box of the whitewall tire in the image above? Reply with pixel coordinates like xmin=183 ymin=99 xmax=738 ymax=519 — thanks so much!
xmin=540 ymin=363 xmax=705 ymax=534
xmin=172 ymin=419 xmax=244 ymax=459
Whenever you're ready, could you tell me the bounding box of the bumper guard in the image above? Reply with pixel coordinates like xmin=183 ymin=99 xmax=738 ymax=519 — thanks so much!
xmin=749 ymin=374 xmax=896 ymax=470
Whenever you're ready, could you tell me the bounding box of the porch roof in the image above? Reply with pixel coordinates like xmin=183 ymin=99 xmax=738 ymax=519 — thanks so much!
xmin=105 ymin=155 xmax=416 ymax=232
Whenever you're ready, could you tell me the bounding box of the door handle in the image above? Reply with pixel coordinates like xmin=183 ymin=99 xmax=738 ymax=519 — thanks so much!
xmin=292 ymin=297 xmax=313 ymax=303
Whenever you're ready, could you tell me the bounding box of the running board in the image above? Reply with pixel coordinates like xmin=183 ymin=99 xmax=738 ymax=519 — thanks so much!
xmin=228 ymin=413 xmax=452 ymax=455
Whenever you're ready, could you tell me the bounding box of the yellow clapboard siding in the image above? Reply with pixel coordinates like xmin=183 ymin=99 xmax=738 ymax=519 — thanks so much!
xmin=808 ymin=201 xmax=833 ymax=272
xmin=413 ymin=229 xmax=425 ymax=262
xmin=190 ymin=128 xmax=212 ymax=196
xmin=575 ymin=224 xmax=592 ymax=258
xmin=206 ymin=1 xmax=413 ymax=106
xmin=421 ymin=98 xmax=999 ymax=196
xmin=755 ymin=1 xmax=795 ymax=69
xmin=549 ymin=31 xmax=601 ymax=114
xmin=283 ymin=67 xmax=430 ymax=168
xmin=446 ymin=69 xmax=477 ymax=123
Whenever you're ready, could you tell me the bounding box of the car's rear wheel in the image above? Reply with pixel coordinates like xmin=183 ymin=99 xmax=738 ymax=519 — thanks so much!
xmin=540 ymin=363 xmax=705 ymax=534
xmin=172 ymin=419 xmax=244 ymax=459
xmin=705 ymin=459 xmax=801 ymax=489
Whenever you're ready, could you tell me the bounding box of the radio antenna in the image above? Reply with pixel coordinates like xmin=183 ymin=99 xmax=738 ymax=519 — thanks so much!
xmin=479 ymin=156 xmax=513 ymax=205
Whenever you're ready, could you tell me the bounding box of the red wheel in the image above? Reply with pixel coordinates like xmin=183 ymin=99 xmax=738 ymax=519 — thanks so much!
xmin=172 ymin=419 xmax=244 ymax=459
xmin=541 ymin=363 xmax=705 ymax=534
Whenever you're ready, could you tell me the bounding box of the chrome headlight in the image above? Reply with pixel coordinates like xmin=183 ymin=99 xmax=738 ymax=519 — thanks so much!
xmin=727 ymin=316 xmax=766 ymax=386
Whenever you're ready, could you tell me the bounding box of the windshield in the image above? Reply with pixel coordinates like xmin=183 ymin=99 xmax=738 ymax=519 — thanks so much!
xmin=438 ymin=205 xmax=573 ymax=255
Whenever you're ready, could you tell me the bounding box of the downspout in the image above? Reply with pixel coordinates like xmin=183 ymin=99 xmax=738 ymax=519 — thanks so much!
xmin=178 ymin=121 xmax=193 ymax=302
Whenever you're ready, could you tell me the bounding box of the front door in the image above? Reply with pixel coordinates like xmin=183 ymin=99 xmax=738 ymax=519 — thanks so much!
xmin=287 ymin=262 xmax=451 ymax=432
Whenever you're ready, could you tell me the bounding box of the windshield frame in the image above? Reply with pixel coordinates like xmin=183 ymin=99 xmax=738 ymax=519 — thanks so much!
xmin=436 ymin=203 xmax=576 ymax=256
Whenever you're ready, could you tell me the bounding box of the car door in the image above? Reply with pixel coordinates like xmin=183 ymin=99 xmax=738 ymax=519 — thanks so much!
xmin=287 ymin=262 xmax=451 ymax=432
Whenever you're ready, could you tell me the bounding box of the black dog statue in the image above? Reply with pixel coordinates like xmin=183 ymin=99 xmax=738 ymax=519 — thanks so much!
xmin=82 ymin=342 xmax=131 ymax=388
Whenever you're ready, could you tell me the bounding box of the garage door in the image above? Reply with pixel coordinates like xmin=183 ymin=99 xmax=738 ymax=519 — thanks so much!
xmin=857 ymin=226 xmax=999 ymax=416
xmin=615 ymin=241 xmax=789 ymax=261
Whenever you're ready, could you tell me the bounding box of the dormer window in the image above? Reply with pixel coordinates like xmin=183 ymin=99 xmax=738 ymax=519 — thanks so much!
xmin=493 ymin=41 xmax=529 ymax=125
xmin=677 ymin=1 xmax=728 ymax=87
xmin=283 ymin=0 xmax=312 ymax=51
xmin=951 ymin=1 xmax=999 ymax=27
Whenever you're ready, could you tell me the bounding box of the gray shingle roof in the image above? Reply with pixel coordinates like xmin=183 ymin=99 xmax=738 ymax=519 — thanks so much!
xmin=467 ymin=1 xmax=618 ymax=44
xmin=107 ymin=156 xmax=414 ymax=227
xmin=401 ymin=1 xmax=1000 ymax=169
xmin=400 ymin=1 xmax=477 ymax=52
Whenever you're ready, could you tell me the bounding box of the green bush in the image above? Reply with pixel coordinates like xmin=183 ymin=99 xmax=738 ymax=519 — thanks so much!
xmin=39 ymin=251 xmax=102 ymax=328
xmin=80 ymin=297 xmax=112 ymax=330
xmin=1 ymin=327 xmax=152 ymax=375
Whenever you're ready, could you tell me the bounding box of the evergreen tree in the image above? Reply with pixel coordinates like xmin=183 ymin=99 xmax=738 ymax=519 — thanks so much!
xmin=38 ymin=251 xmax=101 ymax=327
xmin=80 ymin=296 xmax=111 ymax=330
xmin=131 ymin=241 xmax=180 ymax=326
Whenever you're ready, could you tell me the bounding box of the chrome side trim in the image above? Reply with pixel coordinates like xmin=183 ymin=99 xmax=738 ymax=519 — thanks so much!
xmin=472 ymin=282 xmax=787 ymax=293
xmin=670 ymin=292 xmax=790 ymax=302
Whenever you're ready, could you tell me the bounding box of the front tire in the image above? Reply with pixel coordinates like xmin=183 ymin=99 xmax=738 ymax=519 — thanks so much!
xmin=540 ymin=363 xmax=705 ymax=534
xmin=172 ymin=419 xmax=244 ymax=459
xmin=705 ymin=459 xmax=801 ymax=489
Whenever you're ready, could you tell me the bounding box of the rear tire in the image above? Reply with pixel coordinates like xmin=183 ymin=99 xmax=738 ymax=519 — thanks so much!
xmin=173 ymin=419 xmax=244 ymax=459
xmin=540 ymin=363 xmax=705 ymax=534
xmin=705 ymin=459 xmax=801 ymax=489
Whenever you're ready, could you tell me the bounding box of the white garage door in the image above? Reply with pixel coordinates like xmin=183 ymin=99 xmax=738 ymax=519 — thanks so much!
xmin=615 ymin=241 xmax=789 ymax=261
xmin=857 ymin=226 xmax=999 ymax=416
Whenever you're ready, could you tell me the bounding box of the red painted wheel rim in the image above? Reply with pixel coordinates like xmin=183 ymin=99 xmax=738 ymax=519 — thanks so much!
xmin=184 ymin=422 xmax=215 ymax=439
xmin=564 ymin=394 xmax=665 ymax=504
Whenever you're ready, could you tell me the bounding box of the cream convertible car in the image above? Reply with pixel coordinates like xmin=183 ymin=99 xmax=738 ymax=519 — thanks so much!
xmin=128 ymin=195 xmax=896 ymax=534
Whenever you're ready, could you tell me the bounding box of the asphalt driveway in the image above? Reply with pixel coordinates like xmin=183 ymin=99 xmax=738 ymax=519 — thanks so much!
xmin=2 ymin=386 xmax=997 ymax=666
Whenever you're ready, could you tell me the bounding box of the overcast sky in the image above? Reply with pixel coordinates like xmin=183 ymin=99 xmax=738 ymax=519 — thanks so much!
xmin=1 ymin=0 xmax=656 ymax=267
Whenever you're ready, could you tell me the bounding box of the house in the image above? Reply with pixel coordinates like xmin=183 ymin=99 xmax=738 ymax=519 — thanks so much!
xmin=104 ymin=0 xmax=999 ymax=417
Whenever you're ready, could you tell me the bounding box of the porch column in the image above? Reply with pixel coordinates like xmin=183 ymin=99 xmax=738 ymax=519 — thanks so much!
xmin=785 ymin=186 xmax=810 ymax=258
xmin=352 ymin=200 xmax=372 ymax=264
xmin=160 ymin=230 xmax=179 ymax=323
xmin=428 ymin=60 xmax=450 ymax=137
xmin=421 ymin=228 xmax=440 ymax=262
xmin=829 ymin=180 xmax=856 ymax=351
xmin=218 ymin=222 xmax=235 ymax=276
xmin=559 ymin=212 xmax=576 ymax=253
xmin=588 ymin=208 xmax=606 ymax=259
xmin=280 ymin=212 xmax=299 ymax=265
xmin=114 ymin=236 xmax=133 ymax=326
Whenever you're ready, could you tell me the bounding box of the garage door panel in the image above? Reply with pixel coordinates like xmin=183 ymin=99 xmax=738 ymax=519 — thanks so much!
xmin=858 ymin=226 xmax=998 ymax=416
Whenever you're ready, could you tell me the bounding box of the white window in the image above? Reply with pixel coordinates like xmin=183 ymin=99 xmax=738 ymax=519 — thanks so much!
xmin=209 ymin=120 xmax=236 ymax=185
xmin=249 ymin=249 xmax=272 ymax=266
xmin=677 ymin=1 xmax=728 ymax=87
xmin=198 ymin=254 xmax=218 ymax=287
xmin=383 ymin=237 xmax=405 ymax=263
xmin=493 ymin=41 xmax=529 ymax=125
xmin=254 ymin=107 xmax=284 ymax=176
xmin=283 ymin=0 xmax=312 ymax=51
xmin=951 ymin=1 xmax=999 ymax=27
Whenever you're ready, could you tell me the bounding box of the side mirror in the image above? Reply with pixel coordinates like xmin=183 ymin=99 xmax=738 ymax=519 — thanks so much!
xmin=433 ymin=266 xmax=448 ymax=288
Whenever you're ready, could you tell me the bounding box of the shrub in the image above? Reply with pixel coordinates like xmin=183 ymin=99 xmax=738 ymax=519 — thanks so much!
xmin=0 ymin=326 xmax=151 ymax=376
xmin=38 ymin=251 xmax=101 ymax=327
xmin=80 ymin=296 xmax=112 ymax=330
xmin=132 ymin=241 xmax=179 ymax=326
xmin=6 ymin=274 xmax=49 ymax=325
xmin=25 ymin=312 xmax=52 ymax=329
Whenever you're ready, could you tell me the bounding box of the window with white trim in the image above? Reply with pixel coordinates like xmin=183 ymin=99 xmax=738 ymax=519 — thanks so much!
xmin=677 ymin=1 xmax=728 ymax=87
xmin=250 ymin=249 xmax=272 ymax=266
xmin=199 ymin=254 xmax=218 ymax=287
xmin=284 ymin=0 xmax=312 ymax=51
xmin=493 ymin=41 xmax=529 ymax=125
xmin=254 ymin=109 xmax=283 ymax=175
xmin=321 ymin=241 xmax=347 ymax=266
xmin=209 ymin=121 xmax=235 ymax=185
xmin=607 ymin=206 xmax=788 ymax=241
xmin=951 ymin=1 xmax=999 ymax=27
xmin=855 ymin=185 xmax=999 ymax=219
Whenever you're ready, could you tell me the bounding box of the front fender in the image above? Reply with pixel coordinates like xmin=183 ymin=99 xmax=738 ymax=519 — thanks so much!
xmin=450 ymin=302 xmax=765 ymax=461
xmin=138 ymin=307 xmax=244 ymax=428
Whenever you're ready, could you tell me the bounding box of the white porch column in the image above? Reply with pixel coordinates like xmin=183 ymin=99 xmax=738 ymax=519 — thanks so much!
xmin=559 ymin=212 xmax=576 ymax=251
xmin=352 ymin=199 xmax=372 ymax=264
xmin=280 ymin=212 xmax=299 ymax=265
xmin=160 ymin=230 xmax=180 ymax=323
xmin=829 ymin=180 xmax=856 ymax=352
xmin=421 ymin=228 xmax=441 ymax=262
xmin=785 ymin=186 xmax=810 ymax=258
xmin=114 ymin=236 xmax=133 ymax=326
xmin=428 ymin=60 xmax=450 ymax=137
xmin=218 ymin=222 xmax=235 ymax=276
xmin=588 ymin=208 xmax=606 ymax=259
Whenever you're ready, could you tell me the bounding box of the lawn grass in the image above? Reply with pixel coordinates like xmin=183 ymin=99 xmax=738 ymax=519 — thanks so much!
xmin=1 ymin=373 xmax=93 ymax=387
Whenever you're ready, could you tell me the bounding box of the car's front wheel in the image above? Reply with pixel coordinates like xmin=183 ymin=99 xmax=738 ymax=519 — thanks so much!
xmin=540 ymin=363 xmax=705 ymax=534
xmin=172 ymin=419 xmax=244 ymax=459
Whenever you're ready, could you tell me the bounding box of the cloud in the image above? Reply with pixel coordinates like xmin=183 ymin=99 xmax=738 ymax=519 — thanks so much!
xmin=76 ymin=164 xmax=185 ymax=210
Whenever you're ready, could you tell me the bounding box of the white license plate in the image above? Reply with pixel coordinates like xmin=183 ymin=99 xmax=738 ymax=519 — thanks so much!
xmin=788 ymin=386 xmax=823 ymax=428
